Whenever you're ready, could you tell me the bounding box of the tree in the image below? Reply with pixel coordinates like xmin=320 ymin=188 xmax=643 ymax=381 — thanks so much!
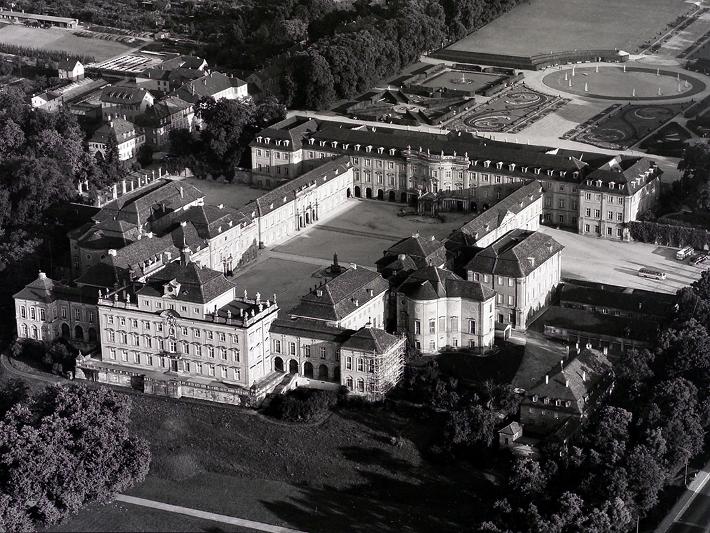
xmin=624 ymin=445 xmax=666 ymax=515
xmin=295 ymin=49 xmax=336 ymax=110
xmin=507 ymin=457 xmax=548 ymax=497
xmin=0 ymin=384 xmax=150 ymax=531
xmin=586 ymin=406 xmax=632 ymax=465
xmin=443 ymin=403 xmax=498 ymax=450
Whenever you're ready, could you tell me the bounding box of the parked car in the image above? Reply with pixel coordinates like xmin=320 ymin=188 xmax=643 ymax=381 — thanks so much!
xmin=692 ymin=254 xmax=707 ymax=266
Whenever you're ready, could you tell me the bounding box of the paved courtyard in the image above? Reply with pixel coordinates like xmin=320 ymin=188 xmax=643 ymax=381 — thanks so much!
xmin=537 ymin=226 xmax=702 ymax=294
xmin=181 ymin=177 xmax=265 ymax=210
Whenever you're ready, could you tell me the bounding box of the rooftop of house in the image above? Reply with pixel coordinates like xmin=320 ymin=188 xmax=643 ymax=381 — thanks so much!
xmin=397 ymin=266 xmax=495 ymax=301
xmin=499 ymin=421 xmax=522 ymax=435
xmin=466 ymin=229 xmax=563 ymax=278
xmin=289 ymin=266 xmax=388 ymax=322
xmin=137 ymin=258 xmax=236 ymax=305
xmin=450 ymin=181 xmax=543 ymax=247
xmin=159 ymin=54 xmax=208 ymax=72
xmin=172 ymin=71 xmax=246 ymax=102
xmin=252 ymin=156 xmax=351 ymax=217
xmin=342 ymin=325 xmax=402 ymax=354
xmin=90 ymin=118 xmax=140 ymax=145
xmin=135 ymin=96 xmax=193 ymax=127
xmin=57 ymin=57 xmax=82 ymax=71
xmin=581 ymin=156 xmax=659 ymax=195
xmin=14 ymin=272 xmax=98 ymax=305
xmin=100 ymin=85 xmax=153 ymax=105
xmin=522 ymin=346 xmax=613 ymax=415
xmin=270 ymin=316 xmax=355 ymax=343
xmin=378 ymin=233 xmax=446 ymax=268
xmin=559 ymin=279 xmax=676 ymax=319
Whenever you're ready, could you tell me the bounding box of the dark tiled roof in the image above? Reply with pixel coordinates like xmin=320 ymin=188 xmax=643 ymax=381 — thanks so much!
xmin=581 ymin=156 xmax=659 ymax=195
xmin=499 ymin=421 xmax=522 ymax=435
xmin=270 ymin=317 xmax=354 ymax=343
xmin=289 ymin=267 xmax=388 ymax=322
xmin=342 ymin=326 xmax=402 ymax=353
xmin=174 ymin=204 xmax=248 ymax=240
xmin=466 ymin=229 xmax=563 ymax=278
xmin=559 ymin=280 xmax=675 ymax=319
xmin=101 ymin=85 xmax=153 ymax=105
xmin=252 ymin=156 xmax=351 ymax=217
xmin=159 ymin=54 xmax=207 ymax=71
xmin=14 ymin=273 xmax=98 ymax=305
xmin=90 ymin=118 xmax=141 ymax=144
xmin=451 ymin=181 xmax=543 ymax=247
xmin=138 ymin=261 xmax=235 ymax=304
xmin=383 ymin=234 xmax=446 ymax=268
xmin=525 ymin=348 xmax=612 ymax=414
xmin=58 ymin=58 xmax=81 ymax=71
xmin=135 ymin=96 xmax=192 ymax=127
xmin=397 ymin=266 xmax=495 ymax=301
xmin=172 ymin=71 xmax=245 ymax=102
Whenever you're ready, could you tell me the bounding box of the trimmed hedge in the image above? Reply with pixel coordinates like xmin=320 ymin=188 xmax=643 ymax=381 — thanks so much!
xmin=628 ymin=220 xmax=710 ymax=248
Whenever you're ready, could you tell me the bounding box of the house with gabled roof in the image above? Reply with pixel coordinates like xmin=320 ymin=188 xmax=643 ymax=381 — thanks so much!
xmin=466 ymin=229 xmax=563 ymax=330
xmin=396 ymin=266 xmax=496 ymax=354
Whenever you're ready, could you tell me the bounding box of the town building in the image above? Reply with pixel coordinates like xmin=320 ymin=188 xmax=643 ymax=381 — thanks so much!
xmin=13 ymin=272 xmax=99 ymax=351
xmin=76 ymin=254 xmax=280 ymax=405
xmin=396 ymin=266 xmax=496 ymax=354
xmin=250 ymin=117 xmax=661 ymax=239
xmin=449 ymin=181 xmax=543 ymax=248
xmin=100 ymin=85 xmax=156 ymax=120
xmin=376 ymin=233 xmax=447 ymax=276
xmin=89 ymin=118 xmax=146 ymax=161
xmin=135 ymin=96 xmax=194 ymax=148
xmin=0 ymin=10 xmax=78 ymax=28
xmin=171 ymin=71 xmax=248 ymax=105
xmin=498 ymin=421 xmax=523 ymax=448
xmin=250 ymin=156 xmax=353 ymax=249
xmin=288 ymin=264 xmax=389 ymax=330
xmin=466 ymin=229 xmax=563 ymax=330
xmin=57 ymin=58 xmax=84 ymax=81
xmin=519 ymin=344 xmax=613 ymax=436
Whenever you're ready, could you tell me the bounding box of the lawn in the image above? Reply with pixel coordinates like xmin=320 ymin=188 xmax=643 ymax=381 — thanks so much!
xmin=446 ymin=0 xmax=688 ymax=56
xmin=181 ymin=177 xmax=266 ymax=210
xmin=53 ymin=393 xmax=499 ymax=532
xmin=568 ymin=102 xmax=683 ymax=150
xmin=0 ymin=25 xmax=133 ymax=62
xmin=639 ymin=121 xmax=692 ymax=157
xmin=420 ymin=69 xmax=504 ymax=93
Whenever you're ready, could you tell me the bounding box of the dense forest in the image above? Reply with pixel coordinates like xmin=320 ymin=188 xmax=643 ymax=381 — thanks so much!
xmin=15 ymin=0 xmax=526 ymax=108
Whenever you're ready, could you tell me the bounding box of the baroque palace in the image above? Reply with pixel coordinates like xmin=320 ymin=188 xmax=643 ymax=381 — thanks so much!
xmin=251 ymin=116 xmax=660 ymax=240
xmin=13 ymin=116 xmax=663 ymax=406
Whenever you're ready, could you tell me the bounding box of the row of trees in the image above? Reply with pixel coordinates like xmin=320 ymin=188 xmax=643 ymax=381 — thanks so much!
xmin=0 ymin=382 xmax=150 ymax=531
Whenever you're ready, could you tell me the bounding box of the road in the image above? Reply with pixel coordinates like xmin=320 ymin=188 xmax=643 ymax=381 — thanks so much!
xmin=658 ymin=460 xmax=710 ymax=533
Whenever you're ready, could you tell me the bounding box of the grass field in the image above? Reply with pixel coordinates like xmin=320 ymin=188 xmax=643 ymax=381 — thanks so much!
xmin=52 ymin=394 xmax=499 ymax=532
xmin=447 ymin=0 xmax=689 ymax=56
xmin=542 ymin=66 xmax=705 ymax=100
xmin=0 ymin=25 xmax=133 ymax=62
xmin=421 ymin=69 xmax=504 ymax=92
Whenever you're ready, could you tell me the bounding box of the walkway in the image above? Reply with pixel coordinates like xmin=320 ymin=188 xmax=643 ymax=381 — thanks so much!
xmin=656 ymin=457 xmax=710 ymax=532
xmin=115 ymin=495 xmax=306 ymax=533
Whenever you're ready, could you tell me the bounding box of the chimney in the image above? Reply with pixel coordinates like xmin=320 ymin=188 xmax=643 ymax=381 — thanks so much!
xmin=180 ymin=246 xmax=191 ymax=265
xmin=367 ymin=288 xmax=374 ymax=297
xmin=112 ymin=183 xmax=118 ymax=199
xmin=545 ymin=375 xmax=549 ymax=384
xmin=179 ymin=186 xmax=184 ymax=198
xmin=430 ymin=235 xmax=436 ymax=241
xmin=350 ymin=263 xmax=357 ymax=270
xmin=108 ymin=249 xmax=117 ymax=256
xmin=585 ymin=342 xmax=592 ymax=350
xmin=121 ymin=180 xmax=127 ymax=194
xmin=398 ymin=253 xmax=406 ymax=261
xmin=354 ymin=299 xmax=359 ymax=307
xmin=603 ymin=346 xmax=608 ymax=355
xmin=364 ymin=319 xmax=372 ymax=329
xmin=565 ymin=379 xmax=570 ymax=387
xmin=528 ymin=257 xmax=535 ymax=267
xmin=582 ymin=371 xmax=586 ymax=382
xmin=38 ymin=271 xmax=47 ymax=280
xmin=316 ymin=289 xmax=323 ymax=297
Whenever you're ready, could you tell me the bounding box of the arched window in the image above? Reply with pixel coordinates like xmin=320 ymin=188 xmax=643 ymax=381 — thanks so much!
xmin=357 ymin=378 xmax=365 ymax=392
xmin=207 ymin=346 xmax=215 ymax=358
xmin=21 ymin=323 xmax=28 ymax=337
xmin=346 ymin=376 xmax=353 ymax=390
xmin=182 ymin=342 xmax=190 ymax=354
xmin=31 ymin=325 xmax=39 ymax=339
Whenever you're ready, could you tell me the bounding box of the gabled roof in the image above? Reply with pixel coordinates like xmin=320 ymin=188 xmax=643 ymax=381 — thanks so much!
xmin=270 ymin=317 xmax=354 ymax=343
xmin=466 ymin=229 xmax=563 ymax=278
xmin=451 ymin=181 xmax=543 ymax=247
xmin=289 ymin=267 xmax=388 ymax=322
xmin=499 ymin=421 xmax=522 ymax=435
xmin=58 ymin=58 xmax=81 ymax=71
xmin=397 ymin=266 xmax=495 ymax=301
xmin=138 ymin=260 xmax=235 ymax=304
xmin=159 ymin=54 xmax=208 ymax=72
xmin=382 ymin=234 xmax=446 ymax=269
xmin=100 ymin=85 xmax=153 ymax=105
xmin=342 ymin=326 xmax=402 ymax=354
xmin=526 ymin=348 xmax=613 ymax=414
xmin=90 ymin=118 xmax=140 ymax=144
xmin=252 ymin=157 xmax=351 ymax=217
xmin=172 ymin=71 xmax=245 ymax=102
xmin=14 ymin=272 xmax=98 ymax=305
xmin=581 ymin=156 xmax=659 ymax=195
xmin=559 ymin=280 xmax=675 ymax=319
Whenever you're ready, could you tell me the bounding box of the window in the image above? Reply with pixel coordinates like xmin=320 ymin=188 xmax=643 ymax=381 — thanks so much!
xmin=120 ymin=332 xmax=128 ymax=344
xmin=181 ymin=327 xmax=188 ymax=336
xmin=61 ymin=307 xmax=67 ymax=319
xmin=182 ymin=342 xmax=189 ymax=354
xmin=75 ymin=308 xmax=81 ymax=320
xmin=450 ymin=316 xmax=458 ymax=332
xmin=274 ymin=339 xmax=281 ymax=353
xmin=121 ymin=350 xmax=128 ymax=362
xmin=304 ymin=345 xmax=311 ymax=357
xmin=31 ymin=325 xmax=38 ymax=339
xmin=585 ymin=208 xmax=591 ymax=217
xmin=220 ymin=347 xmax=227 ymax=360
xmin=617 ymin=228 xmax=623 ymax=238
xmin=607 ymin=227 xmax=613 ymax=236
xmin=508 ymin=295 xmax=514 ymax=305
xmin=594 ymin=209 xmax=601 ymax=218
xmin=585 ymin=224 xmax=590 ymax=233
xmin=438 ymin=316 xmax=445 ymax=332
xmin=414 ymin=320 xmax=421 ymax=335
xmin=289 ymin=342 xmax=296 ymax=355
xmin=357 ymin=379 xmax=365 ymax=393
xmin=346 ymin=356 xmax=352 ymax=370
xmin=357 ymin=358 xmax=364 ymax=372
xmin=221 ymin=366 xmax=228 ymax=378
xmin=320 ymin=346 xmax=326 ymax=359
xmin=346 ymin=376 xmax=353 ymax=390
xmin=468 ymin=320 xmax=476 ymax=334
xmin=232 ymin=349 xmax=240 ymax=362
xmin=607 ymin=211 xmax=613 ymax=220
xmin=195 ymin=345 xmax=202 ymax=357
xmin=194 ymin=328 xmax=201 ymax=338
xmin=617 ymin=212 xmax=623 ymax=221
xmin=110 ymin=348 xmax=116 ymax=360
xmin=207 ymin=346 xmax=215 ymax=358
xmin=208 ymin=365 xmax=215 ymax=377
xmin=40 ymin=308 xmax=46 ymax=321
xmin=207 ymin=331 xmax=213 ymax=340
xmin=219 ymin=332 xmax=226 ymax=342
xmin=169 ymin=340 xmax=177 ymax=352
xmin=428 ymin=319 xmax=435 ymax=334
xmin=120 ymin=317 xmax=126 ymax=326
xmin=20 ymin=306 xmax=26 ymax=319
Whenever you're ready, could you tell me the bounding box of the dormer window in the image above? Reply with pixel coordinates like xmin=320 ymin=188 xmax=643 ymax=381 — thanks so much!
xmin=389 ymin=148 xmax=396 ymax=155
xmin=509 ymin=163 xmax=516 ymax=171
xmin=496 ymin=162 xmax=503 ymax=170
xmin=343 ymin=143 xmax=349 ymax=150
xmin=609 ymin=181 xmax=615 ymax=188
xmin=547 ymin=169 xmax=554 ymax=176
xmin=532 ymin=395 xmax=538 ymax=402
xmin=275 ymin=139 xmax=281 ymax=146
xmin=377 ymin=147 xmax=384 ymax=154
xmin=256 ymin=136 xmax=262 ymax=142
xmin=308 ymin=138 xmax=315 ymax=145
xmin=586 ymin=179 xmax=592 ymax=185
xmin=331 ymin=141 xmax=338 ymax=148
xmin=534 ymin=168 xmax=541 ymax=175
xmin=319 ymin=140 xmax=325 ymax=147
xmin=264 ymin=137 xmax=270 ymax=144
xmin=284 ymin=140 xmax=290 ymax=147
xmin=483 ymin=160 xmax=491 ymax=168
xmin=573 ymin=171 xmax=579 ymax=179
xmin=366 ymin=145 xmax=372 ymax=153
xmin=164 ymin=280 xmax=181 ymax=297
xmin=596 ymin=180 xmax=602 ymax=187
xmin=355 ymin=144 xmax=361 ymax=151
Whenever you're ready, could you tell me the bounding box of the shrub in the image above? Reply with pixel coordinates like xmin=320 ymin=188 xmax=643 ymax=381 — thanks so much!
xmin=266 ymin=388 xmax=339 ymax=422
